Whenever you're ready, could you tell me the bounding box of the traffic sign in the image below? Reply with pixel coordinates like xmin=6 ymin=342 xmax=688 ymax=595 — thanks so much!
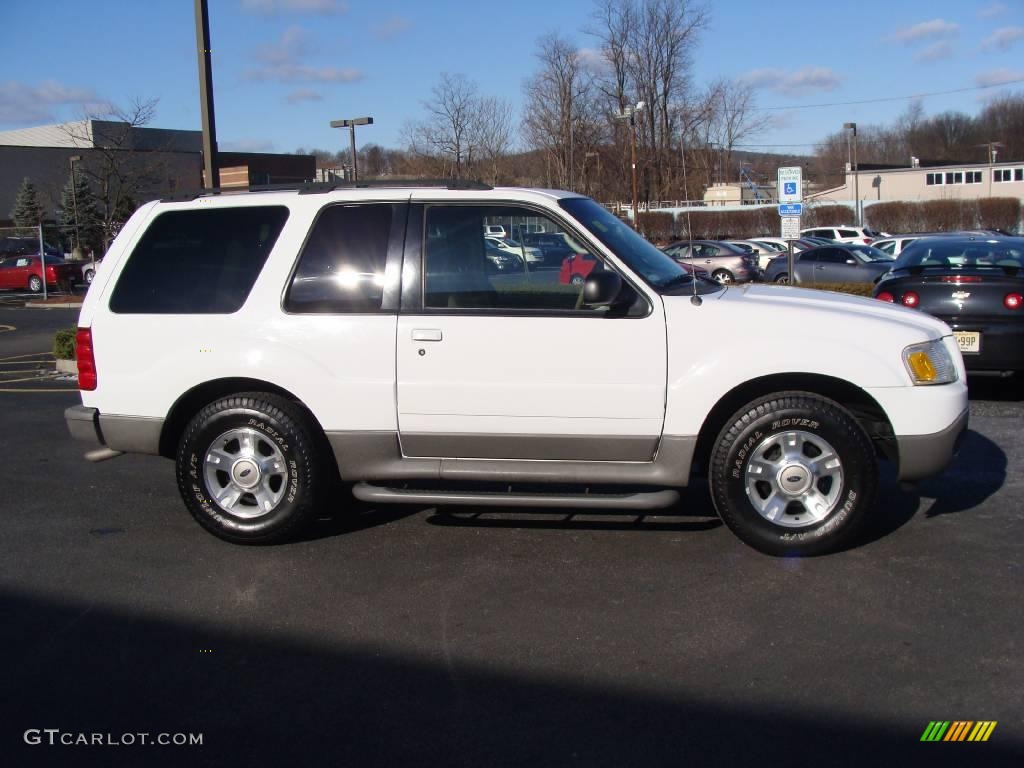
xmin=781 ymin=216 xmax=801 ymax=240
xmin=778 ymin=166 xmax=802 ymax=203
xmin=778 ymin=203 xmax=803 ymax=217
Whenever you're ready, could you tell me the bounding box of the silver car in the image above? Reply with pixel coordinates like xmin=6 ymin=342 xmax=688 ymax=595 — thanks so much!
xmin=764 ymin=244 xmax=894 ymax=285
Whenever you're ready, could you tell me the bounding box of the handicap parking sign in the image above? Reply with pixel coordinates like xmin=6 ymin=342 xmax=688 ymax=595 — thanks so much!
xmin=783 ymin=182 xmax=797 ymax=196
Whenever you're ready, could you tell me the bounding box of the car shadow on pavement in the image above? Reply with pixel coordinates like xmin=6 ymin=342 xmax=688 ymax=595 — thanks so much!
xmin=859 ymin=428 xmax=1007 ymax=547
xmin=11 ymin=588 xmax=1019 ymax=768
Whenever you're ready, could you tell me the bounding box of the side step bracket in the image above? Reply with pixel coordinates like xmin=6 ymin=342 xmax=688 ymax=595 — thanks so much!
xmin=352 ymin=483 xmax=679 ymax=511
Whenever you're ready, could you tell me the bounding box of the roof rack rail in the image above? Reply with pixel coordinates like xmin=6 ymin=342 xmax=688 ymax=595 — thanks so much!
xmin=161 ymin=178 xmax=493 ymax=202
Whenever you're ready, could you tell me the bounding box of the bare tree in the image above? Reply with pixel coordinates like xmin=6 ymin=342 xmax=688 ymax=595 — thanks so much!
xmin=403 ymin=73 xmax=484 ymax=179
xmin=61 ymin=98 xmax=164 ymax=249
xmin=707 ymin=78 xmax=763 ymax=183
xmin=472 ymin=97 xmax=515 ymax=185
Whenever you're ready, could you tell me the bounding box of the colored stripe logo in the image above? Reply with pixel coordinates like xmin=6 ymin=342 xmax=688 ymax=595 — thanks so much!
xmin=921 ymin=721 xmax=996 ymax=742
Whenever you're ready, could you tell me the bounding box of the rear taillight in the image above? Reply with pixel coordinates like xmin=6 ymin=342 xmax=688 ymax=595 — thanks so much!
xmin=901 ymin=291 xmax=920 ymax=308
xmin=862 ymin=238 xmax=872 ymax=244
xmin=941 ymin=276 xmax=983 ymax=283
xmin=1006 ymin=293 xmax=1023 ymax=310
xmin=875 ymin=291 xmax=895 ymax=303
xmin=75 ymin=327 xmax=97 ymax=391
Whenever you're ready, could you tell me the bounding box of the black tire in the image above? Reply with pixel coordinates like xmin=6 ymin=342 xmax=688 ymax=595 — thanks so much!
xmin=709 ymin=391 xmax=877 ymax=557
xmin=712 ymin=269 xmax=733 ymax=284
xmin=175 ymin=392 xmax=323 ymax=544
xmin=774 ymin=273 xmax=789 ymax=284
xmin=28 ymin=275 xmax=42 ymax=293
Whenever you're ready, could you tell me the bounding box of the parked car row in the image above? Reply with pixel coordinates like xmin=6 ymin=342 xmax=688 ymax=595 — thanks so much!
xmin=660 ymin=240 xmax=762 ymax=283
xmin=0 ymin=254 xmax=81 ymax=292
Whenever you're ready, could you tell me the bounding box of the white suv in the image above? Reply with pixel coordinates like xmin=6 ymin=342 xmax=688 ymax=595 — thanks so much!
xmin=65 ymin=182 xmax=968 ymax=556
xmin=801 ymin=226 xmax=886 ymax=245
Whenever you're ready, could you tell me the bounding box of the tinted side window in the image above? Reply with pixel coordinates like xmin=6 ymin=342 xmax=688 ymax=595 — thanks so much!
xmin=423 ymin=205 xmax=609 ymax=313
xmin=798 ymin=251 xmax=819 ymax=263
xmin=285 ymin=203 xmax=395 ymax=313
xmin=837 ymin=229 xmax=858 ymax=238
xmin=820 ymin=249 xmax=850 ymax=263
xmin=110 ymin=206 xmax=288 ymax=314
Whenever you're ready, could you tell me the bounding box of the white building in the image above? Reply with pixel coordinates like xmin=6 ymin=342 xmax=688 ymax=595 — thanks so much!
xmin=809 ymin=159 xmax=1024 ymax=205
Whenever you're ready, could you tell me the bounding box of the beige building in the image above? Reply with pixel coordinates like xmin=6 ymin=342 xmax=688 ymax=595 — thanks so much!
xmin=809 ymin=160 xmax=1024 ymax=205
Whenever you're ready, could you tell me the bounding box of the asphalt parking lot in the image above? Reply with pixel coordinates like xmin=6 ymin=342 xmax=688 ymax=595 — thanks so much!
xmin=1 ymin=305 xmax=1022 ymax=766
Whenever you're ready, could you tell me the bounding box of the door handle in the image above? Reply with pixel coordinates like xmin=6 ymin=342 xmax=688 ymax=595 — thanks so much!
xmin=411 ymin=329 xmax=442 ymax=342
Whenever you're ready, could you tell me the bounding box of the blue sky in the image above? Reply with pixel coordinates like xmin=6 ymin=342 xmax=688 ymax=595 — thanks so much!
xmin=1 ymin=0 xmax=1022 ymax=156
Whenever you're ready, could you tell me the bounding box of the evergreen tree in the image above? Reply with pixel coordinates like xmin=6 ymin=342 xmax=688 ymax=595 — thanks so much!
xmin=11 ymin=177 xmax=44 ymax=228
xmin=59 ymin=170 xmax=101 ymax=253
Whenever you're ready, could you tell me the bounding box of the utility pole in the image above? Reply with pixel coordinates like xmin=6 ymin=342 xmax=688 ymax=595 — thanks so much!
xmin=194 ymin=0 xmax=219 ymax=188
xmin=330 ymin=117 xmax=373 ymax=182
xmin=69 ymin=155 xmax=81 ymax=256
xmin=844 ymin=122 xmax=859 ymax=226
xmin=615 ymin=101 xmax=645 ymax=226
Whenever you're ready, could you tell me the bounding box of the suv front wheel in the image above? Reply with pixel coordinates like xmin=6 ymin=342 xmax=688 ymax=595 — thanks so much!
xmin=175 ymin=392 xmax=323 ymax=543
xmin=709 ymin=392 xmax=877 ymax=556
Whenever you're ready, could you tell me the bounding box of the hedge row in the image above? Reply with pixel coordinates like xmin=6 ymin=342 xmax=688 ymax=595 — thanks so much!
xmin=865 ymin=197 xmax=1021 ymax=234
xmin=634 ymin=197 xmax=1021 ymax=241
xmin=637 ymin=203 xmax=858 ymax=241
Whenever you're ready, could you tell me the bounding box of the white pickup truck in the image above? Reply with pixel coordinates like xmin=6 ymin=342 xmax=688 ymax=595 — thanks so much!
xmin=65 ymin=182 xmax=968 ymax=555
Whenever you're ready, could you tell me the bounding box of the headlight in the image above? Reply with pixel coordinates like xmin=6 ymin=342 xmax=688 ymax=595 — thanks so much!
xmin=902 ymin=339 xmax=958 ymax=385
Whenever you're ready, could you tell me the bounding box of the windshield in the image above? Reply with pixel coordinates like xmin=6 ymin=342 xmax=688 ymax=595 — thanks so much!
xmin=848 ymin=245 xmax=894 ymax=262
xmin=894 ymin=238 xmax=1024 ymax=270
xmin=559 ymin=197 xmax=722 ymax=293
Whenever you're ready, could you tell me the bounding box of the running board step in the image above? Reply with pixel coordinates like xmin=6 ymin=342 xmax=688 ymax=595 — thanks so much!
xmin=352 ymin=483 xmax=679 ymax=510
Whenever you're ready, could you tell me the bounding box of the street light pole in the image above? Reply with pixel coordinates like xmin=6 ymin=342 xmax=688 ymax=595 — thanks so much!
xmin=615 ymin=101 xmax=645 ymax=226
xmin=69 ymin=155 xmax=81 ymax=256
xmin=330 ymin=116 xmax=373 ymax=182
xmin=844 ymin=122 xmax=859 ymax=226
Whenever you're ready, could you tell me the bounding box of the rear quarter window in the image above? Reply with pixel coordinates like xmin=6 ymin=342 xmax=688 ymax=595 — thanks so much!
xmin=109 ymin=206 xmax=289 ymax=314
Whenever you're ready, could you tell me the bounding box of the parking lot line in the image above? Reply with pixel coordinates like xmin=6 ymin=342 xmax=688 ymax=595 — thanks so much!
xmin=0 ymin=351 xmax=53 ymax=361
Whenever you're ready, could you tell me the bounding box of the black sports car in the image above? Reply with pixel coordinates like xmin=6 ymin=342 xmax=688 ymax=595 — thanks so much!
xmin=872 ymin=236 xmax=1024 ymax=374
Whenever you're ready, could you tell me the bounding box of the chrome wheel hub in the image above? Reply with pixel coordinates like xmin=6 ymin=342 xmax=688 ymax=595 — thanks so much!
xmin=203 ymin=427 xmax=287 ymax=518
xmin=745 ymin=430 xmax=844 ymax=528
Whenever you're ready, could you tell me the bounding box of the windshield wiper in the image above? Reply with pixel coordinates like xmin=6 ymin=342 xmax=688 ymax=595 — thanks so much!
xmin=659 ymin=273 xmax=695 ymax=289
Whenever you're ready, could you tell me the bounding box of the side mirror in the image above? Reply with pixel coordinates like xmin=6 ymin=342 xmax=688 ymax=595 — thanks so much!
xmin=583 ymin=270 xmax=623 ymax=306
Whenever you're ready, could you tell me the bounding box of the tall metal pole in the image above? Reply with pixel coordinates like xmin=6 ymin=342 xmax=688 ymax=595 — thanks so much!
xmin=852 ymin=130 xmax=860 ymax=226
xmin=38 ymin=223 xmax=47 ymax=300
xmin=630 ymin=114 xmax=639 ymax=226
xmin=194 ymin=0 xmax=219 ymax=189
xmin=69 ymin=155 xmax=81 ymax=255
xmin=349 ymin=125 xmax=358 ymax=182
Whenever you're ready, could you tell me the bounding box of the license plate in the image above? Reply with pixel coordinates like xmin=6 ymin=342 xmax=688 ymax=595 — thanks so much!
xmin=954 ymin=331 xmax=981 ymax=354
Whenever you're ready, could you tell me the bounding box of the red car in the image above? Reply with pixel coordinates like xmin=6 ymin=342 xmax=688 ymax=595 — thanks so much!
xmin=559 ymin=252 xmax=710 ymax=285
xmin=0 ymin=255 xmax=78 ymax=293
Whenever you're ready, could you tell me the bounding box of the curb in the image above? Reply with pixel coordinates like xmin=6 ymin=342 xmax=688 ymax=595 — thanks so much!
xmin=23 ymin=302 xmax=83 ymax=309
xmin=55 ymin=359 xmax=77 ymax=374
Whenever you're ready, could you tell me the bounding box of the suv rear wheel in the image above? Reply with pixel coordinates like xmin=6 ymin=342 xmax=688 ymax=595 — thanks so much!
xmin=709 ymin=392 xmax=877 ymax=556
xmin=175 ymin=392 xmax=323 ymax=543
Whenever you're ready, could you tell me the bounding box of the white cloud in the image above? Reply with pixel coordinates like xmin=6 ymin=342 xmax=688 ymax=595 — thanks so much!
xmin=979 ymin=2 xmax=1008 ymax=18
xmin=577 ymin=47 xmax=611 ymax=74
xmin=740 ymin=67 xmax=842 ymax=96
xmin=221 ymin=138 xmax=277 ymax=153
xmin=915 ymin=41 xmax=954 ymax=63
xmin=981 ymin=26 xmax=1024 ymax=52
xmin=247 ymin=65 xmax=361 ymax=83
xmin=254 ymin=26 xmax=312 ymax=66
xmin=892 ymin=18 xmax=959 ymax=44
xmin=0 ymin=80 xmax=107 ymax=126
xmin=373 ymin=15 xmax=411 ymax=41
xmin=285 ymin=88 xmax=323 ymax=104
xmin=240 ymin=0 xmax=347 ymax=14
xmin=974 ymin=68 xmax=1024 ymax=87
xmin=247 ymin=27 xmax=361 ymax=83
